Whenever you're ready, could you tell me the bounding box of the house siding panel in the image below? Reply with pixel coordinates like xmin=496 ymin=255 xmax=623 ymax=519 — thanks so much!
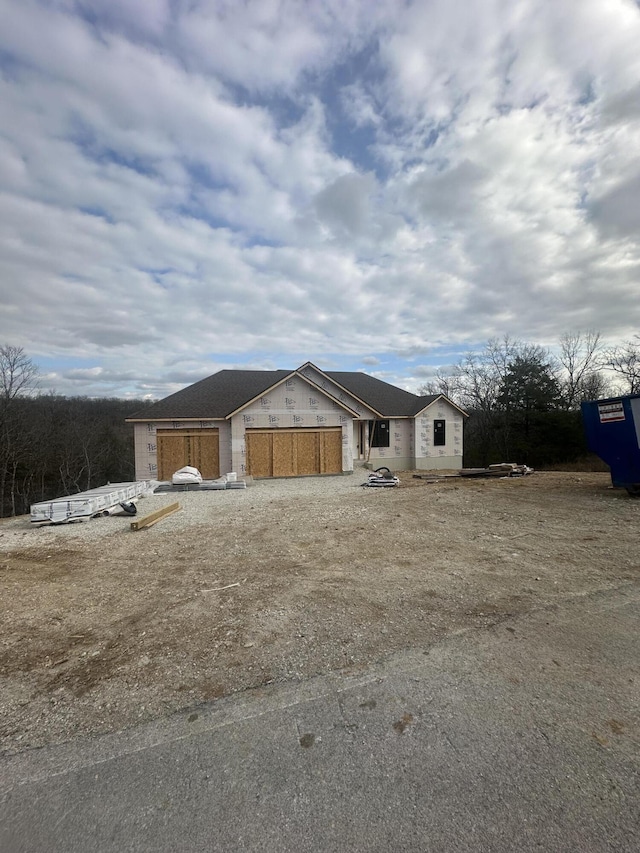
xmin=298 ymin=365 xmax=377 ymax=419
xmin=414 ymin=401 xmax=464 ymax=470
xmin=366 ymin=418 xmax=413 ymax=470
xmin=231 ymin=376 xmax=353 ymax=476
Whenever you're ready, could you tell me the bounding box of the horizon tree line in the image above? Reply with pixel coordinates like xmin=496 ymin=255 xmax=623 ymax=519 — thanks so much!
xmin=418 ymin=332 xmax=640 ymax=467
xmin=1 ymin=335 xmax=639 ymax=515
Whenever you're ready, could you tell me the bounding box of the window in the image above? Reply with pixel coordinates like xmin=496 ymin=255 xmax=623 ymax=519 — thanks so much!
xmin=433 ymin=419 xmax=446 ymax=446
xmin=370 ymin=419 xmax=390 ymax=448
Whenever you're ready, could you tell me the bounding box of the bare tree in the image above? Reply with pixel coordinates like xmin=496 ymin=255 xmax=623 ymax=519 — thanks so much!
xmin=0 ymin=345 xmax=39 ymax=401
xmin=558 ymin=331 xmax=603 ymax=408
xmin=418 ymin=368 xmax=457 ymax=400
xmin=606 ymin=336 xmax=640 ymax=395
xmin=445 ymin=337 xmax=521 ymax=462
xmin=579 ymin=371 xmax=611 ymax=402
xmin=0 ymin=346 xmax=39 ymax=515
xmin=452 ymin=336 xmax=551 ymax=411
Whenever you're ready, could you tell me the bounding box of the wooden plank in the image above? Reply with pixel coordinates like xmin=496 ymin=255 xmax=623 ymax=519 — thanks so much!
xmin=296 ymin=431 xmax=319 ymax=475
xmin=156 ymin=433 xmax=185 ymax=481
xmin=157 ymin=428 xmax=205 ymax=437
xmin=246 ymin=431 xmax=273 ymax=477
xmin=131 ymin=502 xmax=180 ymax=531
xmin=273 ymin=431 xmax=296 ymax=477
xmin=189 ymin=432 xmax=220 ymax=479
xmin=320 ymin=430 xmax=343 ymax=474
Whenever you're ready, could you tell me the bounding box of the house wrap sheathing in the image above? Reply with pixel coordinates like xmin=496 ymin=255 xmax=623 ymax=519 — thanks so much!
xmin=127 ymin=362 xmax=467 ymax=480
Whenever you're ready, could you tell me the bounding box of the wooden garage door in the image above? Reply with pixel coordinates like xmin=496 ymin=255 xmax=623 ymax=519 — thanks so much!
xmin=246 ymin=428 xmax=342 ymax=478
xmin=156 ymin=429 xmax=220 ymax=480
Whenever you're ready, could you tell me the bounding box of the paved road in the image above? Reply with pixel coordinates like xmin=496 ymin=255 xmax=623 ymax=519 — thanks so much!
xmin=2 ymin=585 xmax=639 ymax=852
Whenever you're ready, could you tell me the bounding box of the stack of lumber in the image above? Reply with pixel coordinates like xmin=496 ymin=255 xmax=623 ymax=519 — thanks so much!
xmin=413 ymin=463 xmax=534 ymax=482
xmin=30 ymin=481 xmax=154 ymax=524
xmin=458 ymin=463 xmax=534 ymax=478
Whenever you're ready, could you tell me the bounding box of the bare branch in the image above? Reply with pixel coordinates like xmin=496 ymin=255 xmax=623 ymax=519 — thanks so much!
xmin=0 ymin=345 xmax=39 ymax=402
xmin=605 ymin=336 xmax=640 ymax=395
xmin=558 ymin=331 xmax=603 ymax=408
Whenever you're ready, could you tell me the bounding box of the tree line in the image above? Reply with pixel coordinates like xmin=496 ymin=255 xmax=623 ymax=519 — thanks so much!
xmin=420 ymin=333 xmax=640 ymax=469
xmin=0 ymin=346 xmax=154 ymax=517
xmin=1 ymin=336 xmax=639 ymax=516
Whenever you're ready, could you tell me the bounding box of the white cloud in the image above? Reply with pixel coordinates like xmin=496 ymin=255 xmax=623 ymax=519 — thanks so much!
xmin=0 ymin=0 xmax=639 ymax=398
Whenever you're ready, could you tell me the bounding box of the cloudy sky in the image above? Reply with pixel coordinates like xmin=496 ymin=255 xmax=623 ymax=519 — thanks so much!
xmin=1 ymin=0 xmax=639 ymax=399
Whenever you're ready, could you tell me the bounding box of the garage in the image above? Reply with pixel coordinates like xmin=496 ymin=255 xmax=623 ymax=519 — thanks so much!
xmin=156 ymin=429 xmax=220 ymax=480
xmin=245 ymin=428 xmax=343 ymax=478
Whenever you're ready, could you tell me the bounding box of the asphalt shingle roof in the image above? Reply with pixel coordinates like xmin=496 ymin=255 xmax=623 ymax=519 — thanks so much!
xmin=326 ymin=371 xmax=439 ymax=417
xmin=128 ymin=369 xmax=291 ymax=420
xmin=127 ymin=365 xmax=458 ymax=421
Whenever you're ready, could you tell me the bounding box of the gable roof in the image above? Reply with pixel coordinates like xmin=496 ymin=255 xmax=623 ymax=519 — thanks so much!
xmin=228 ymin=371 xmax=361 ymax=418
xmin=411 ymin=394 xmax=469 ymax=418
xmin=127 ymin=369 xmax=291 ymax=420
xmin=325 ymin=371 xmax=439 ymax=417
xmin=127 ymin=363 xmax=468 ymax=421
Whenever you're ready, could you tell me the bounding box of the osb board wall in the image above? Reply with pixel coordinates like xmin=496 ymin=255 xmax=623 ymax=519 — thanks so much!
xmin=230 ymin=375 xmax=353 ymax=476
xmin=155 ymin=432 xmax=185 ymax=480
xmin=156 ymin=429 xmax=220 ymax=480
xmin=320 ymin=429 xmax=343 ymax=473
xmin=246 ymin=428 xmax=343 ymax=477
xmin=244 ymin=431 xmax=271 ymax=478
xmin=134 ymin=420 xmax=231 ymax=480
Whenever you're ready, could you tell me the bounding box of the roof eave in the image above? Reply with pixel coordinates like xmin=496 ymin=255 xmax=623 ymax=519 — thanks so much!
xmin=224 ymin=371 xmax=299 ymax=419
xmin=413 ymin=395 xmax=469 ymax=418
xmin=125 ymin=417 xmax=227 ymax=423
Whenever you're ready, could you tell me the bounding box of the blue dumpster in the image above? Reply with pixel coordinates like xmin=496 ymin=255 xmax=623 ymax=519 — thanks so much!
xmin=581 ymin=394 xmax=640 ymax=496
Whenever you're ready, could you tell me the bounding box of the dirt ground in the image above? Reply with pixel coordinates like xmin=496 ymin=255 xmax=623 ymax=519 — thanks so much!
xmin=1 ymin=470 xmax=638 ymax=755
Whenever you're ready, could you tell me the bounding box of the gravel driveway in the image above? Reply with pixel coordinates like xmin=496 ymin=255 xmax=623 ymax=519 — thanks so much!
xmin=1 ymin=470 xmax=638 ymax=753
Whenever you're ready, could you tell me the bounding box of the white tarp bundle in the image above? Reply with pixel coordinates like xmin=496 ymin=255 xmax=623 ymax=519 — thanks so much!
xmin=172 ymin=466 xmax=203 ymax=485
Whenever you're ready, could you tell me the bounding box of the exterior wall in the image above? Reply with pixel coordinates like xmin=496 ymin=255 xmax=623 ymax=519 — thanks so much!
xmin=298 ymin=366 xmax=419 ymax=468
xmin=366 ymin=418 xmax=414 ymax=470
xmin=298 ymin=365 xmax=377 ymax=420
xmin=230 ymin=374 xmax=355 ymax=476
xmin=414 ymin=400 xmax=464 ymax=470
xmin=133 ymin=420 xmax=229 ymax=481
xmin=131 ymin=372 xmax=465 ymax=479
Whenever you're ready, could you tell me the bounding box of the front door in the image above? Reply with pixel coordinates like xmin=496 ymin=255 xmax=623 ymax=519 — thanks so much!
xmin=355 ymin=421 xmax=367 ymax=459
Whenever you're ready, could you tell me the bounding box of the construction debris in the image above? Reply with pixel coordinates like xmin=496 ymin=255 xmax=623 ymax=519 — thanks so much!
xmin=458 ymin=463 xmax=534 ymax=478
xmin=171 ymin=466 xmax=202 ymax=485
xmin=30 ymin=481 xmax=154 ymax=525
xmin=155 ymin=473 xmax=247 ymax=493
xmin=130 ymin=502 xmax=181 ymax=531
xmin=362 ymin=466 xmax=400 ymax=487
xmin=413 ymin=463 xmax=534 ymax=482
xmin=201 ymin=582 xmax=243 ymax=593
